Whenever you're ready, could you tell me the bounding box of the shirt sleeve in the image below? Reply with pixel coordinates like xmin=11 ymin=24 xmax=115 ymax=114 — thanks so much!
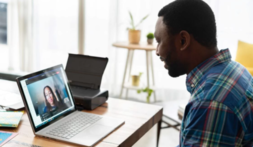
xmin=180 ymin=100 xmax=244 ymax=147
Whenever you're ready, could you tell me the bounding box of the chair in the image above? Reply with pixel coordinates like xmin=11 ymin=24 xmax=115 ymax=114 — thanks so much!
xmin=155 ymin=100 xmax=187 ymax=131
xmin=235 ymin=40 xmax=253 ymax=76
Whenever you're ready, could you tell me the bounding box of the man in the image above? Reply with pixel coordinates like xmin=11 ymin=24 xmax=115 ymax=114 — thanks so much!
xmin=155 ymin=0 xmax=253 ymax=146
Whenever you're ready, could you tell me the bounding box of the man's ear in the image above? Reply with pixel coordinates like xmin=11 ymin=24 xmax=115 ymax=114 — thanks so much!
xmin=179 ymin=30 xmax=190 ymax=51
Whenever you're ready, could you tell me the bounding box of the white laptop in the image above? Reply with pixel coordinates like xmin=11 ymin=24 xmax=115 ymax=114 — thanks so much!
xmin=0 ymin=90 xmax=24 ymax=110
xmin=16 ymin=64 xmax=124 ymax=147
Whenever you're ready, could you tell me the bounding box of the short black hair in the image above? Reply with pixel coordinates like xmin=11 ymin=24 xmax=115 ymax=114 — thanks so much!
xmin=158 ymin=0 xmax=217 ymax=48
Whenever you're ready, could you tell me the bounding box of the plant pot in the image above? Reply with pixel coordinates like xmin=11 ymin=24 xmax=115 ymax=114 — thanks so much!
xmin=128 ymin=30 xmax=141 ymax=44
xmin=131 ymin=75 xmax=140 ymax=86
xmin=147 ymin=38 xmax=153 ymax=45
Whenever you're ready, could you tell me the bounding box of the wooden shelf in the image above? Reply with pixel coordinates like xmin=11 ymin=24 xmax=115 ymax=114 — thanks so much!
xmin=123 ymin=83 xmax=156 ymax=90
xmin=112 ymin=42 xmax=157 ymax=51
xmin=113 ymin=41 xmax=157 ymax=101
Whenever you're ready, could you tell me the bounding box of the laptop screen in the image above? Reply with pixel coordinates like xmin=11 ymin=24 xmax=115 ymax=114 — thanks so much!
xmin=18 ymin=65 xmax=75 ymax=130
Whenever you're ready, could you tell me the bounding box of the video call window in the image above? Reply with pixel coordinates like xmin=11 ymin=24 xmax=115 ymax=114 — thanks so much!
xmin=0 ymin=2 xmax=7 ymax=44
xmin=26 ymin=71 xmax=72 ymax=121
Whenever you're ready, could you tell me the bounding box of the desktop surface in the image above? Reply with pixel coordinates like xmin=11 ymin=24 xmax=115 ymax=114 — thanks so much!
xmin=1 ymin=97 xmax=162 ymax=147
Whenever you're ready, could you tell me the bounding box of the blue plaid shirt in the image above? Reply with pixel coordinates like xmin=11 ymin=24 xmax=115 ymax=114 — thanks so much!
xmin=180 ymin=49 xmax=253 ymax=146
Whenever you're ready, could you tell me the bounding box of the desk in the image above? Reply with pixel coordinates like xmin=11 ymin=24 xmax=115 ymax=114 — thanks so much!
xmin=0 ymin=80 xmax=163 ymax=147
xmin=112 ymin=42 xmax=157 ymax=102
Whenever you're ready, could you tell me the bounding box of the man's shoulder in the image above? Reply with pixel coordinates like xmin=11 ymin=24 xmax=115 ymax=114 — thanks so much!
xmin=204 ymin=60 xmax=250 ymax=80
xmin=193 ymin=60 xmax=253 ymax=129
xmin=202 ymin=60 xmax=252 ymax=101
xmin=191 ymin=60 xmax=253 ymax=110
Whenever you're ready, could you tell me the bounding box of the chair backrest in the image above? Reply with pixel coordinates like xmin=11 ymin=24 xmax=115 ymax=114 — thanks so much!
xmin=235 ymin=40 xmax=253 ymax=68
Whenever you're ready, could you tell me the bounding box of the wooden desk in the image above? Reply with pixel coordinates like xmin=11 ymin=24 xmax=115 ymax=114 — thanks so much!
xmin=112 ymin=42 xmax=157 ymax=102
xmin=0 ymin=80 xmax=163 ymax=147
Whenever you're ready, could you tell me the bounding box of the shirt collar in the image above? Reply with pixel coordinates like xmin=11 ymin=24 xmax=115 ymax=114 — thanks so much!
xmin=186 ymin=49 xmax=232 ymax=93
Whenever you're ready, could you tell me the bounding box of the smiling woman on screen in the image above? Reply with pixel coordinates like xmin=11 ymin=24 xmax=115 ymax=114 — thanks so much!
xmin=43 ymin=86 xmax=59 ymax=113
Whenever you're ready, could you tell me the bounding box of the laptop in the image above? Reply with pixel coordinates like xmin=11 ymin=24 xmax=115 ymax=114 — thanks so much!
xmin=16 ymin=64 xmax=124 ymax=146
xmin=0 ymin=90 xmax=24 ymax=110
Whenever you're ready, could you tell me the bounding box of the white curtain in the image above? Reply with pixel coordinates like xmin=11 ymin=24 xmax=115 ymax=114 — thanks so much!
xmin=17 ymin=0 xmax=33 ymax=72
xmin=32 ymin=0 xmax=79 ymax=71
xmin=3 ymin=0 xmax=36 ymax=72
xmin=4 ymin=0 xmax=81 ymax=73
xmin=0 ymin=0 xmax=33 ymax=72
xmin=85 ymin=0 xmax=253 ymax=101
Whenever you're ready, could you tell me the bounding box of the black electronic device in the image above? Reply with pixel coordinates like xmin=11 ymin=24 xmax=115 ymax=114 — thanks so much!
xmin=65 ymin=54 xmax=109 ymax=110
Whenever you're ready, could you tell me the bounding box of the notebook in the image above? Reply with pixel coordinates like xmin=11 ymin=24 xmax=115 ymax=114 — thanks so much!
xmin=0 ymin=111 xmax=23 ymax=127
xmin=0 ymin=131 xmax=18 ymax=146
xmin=16 ymin=64 xmax=124 ymax=147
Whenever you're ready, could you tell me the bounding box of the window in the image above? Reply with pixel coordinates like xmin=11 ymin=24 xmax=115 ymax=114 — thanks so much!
xmin=0 ymin=2 xmax=7 ymax=44
xmin=33 ymin=0 xmax=79 ymax=70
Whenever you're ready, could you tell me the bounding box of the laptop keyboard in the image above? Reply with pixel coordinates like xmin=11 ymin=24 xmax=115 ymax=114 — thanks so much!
xmin=46 ymin=113 xmax=101 ymax=139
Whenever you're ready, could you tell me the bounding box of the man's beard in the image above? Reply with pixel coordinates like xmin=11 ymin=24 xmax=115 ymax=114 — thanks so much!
xmin=165 ymin=55 xmax=185 ymax=77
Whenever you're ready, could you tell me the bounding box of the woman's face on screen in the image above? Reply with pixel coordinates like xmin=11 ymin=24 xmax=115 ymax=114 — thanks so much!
xmin=44 ymin=87 xmax=54 ymax=106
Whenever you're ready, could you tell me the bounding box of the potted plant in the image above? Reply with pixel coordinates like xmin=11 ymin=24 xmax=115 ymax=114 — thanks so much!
xmin=131 ymin=72 xmax=142 ymax=86
xmin=137 ymin=87 xmax=154 ymax=103
xmin=128 ymin=11 xmax=149 ymax=44
xmin=146 ymin=32 xmax=154 ymax=45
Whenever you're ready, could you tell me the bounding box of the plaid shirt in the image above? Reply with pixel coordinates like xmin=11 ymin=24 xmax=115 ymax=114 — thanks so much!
xmin=180 ymin=49 xmax=253 ymax=147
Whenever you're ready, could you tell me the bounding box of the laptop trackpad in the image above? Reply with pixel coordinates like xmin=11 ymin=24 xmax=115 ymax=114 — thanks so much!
xmin=70 ymin=124 xmax=113 ymax=146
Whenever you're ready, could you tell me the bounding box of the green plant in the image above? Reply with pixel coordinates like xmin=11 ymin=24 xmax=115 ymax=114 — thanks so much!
xmin=146 ymin=33 xmax=154 ymax=39
xmin=128 ymin=11 xmax=149 ymax=30
xmin=137 ymin=87 xmax=153 ymax=103
xmin=138 ymin=72 xmax=143 ymax=78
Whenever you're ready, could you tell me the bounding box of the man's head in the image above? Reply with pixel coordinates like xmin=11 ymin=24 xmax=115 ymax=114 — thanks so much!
xmin=155 ymin=0 xmax=217 ymax=77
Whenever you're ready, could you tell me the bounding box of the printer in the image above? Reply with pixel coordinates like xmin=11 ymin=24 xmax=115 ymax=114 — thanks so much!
xmin=65 ymin=54 xmax=109 ymax=110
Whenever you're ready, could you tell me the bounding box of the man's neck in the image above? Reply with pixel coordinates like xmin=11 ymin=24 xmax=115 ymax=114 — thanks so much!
xmin=186 ymin=46 xmax=219 ymax=74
